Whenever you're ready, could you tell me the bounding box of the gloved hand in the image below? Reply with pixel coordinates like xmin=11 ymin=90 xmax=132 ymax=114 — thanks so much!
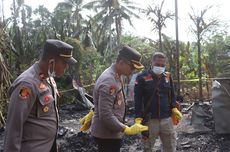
xmin=134 ymin=117 xmax=143 ymax=124
xmin=172 ymin=108 xmax=183 ymax=120
xmin=79 ymin=110 xmax=94 ymax=132
xmin=135 ymin=118 xmax=150 ymax=139
xmin=124 ymin=118 xmax=148 ymax=135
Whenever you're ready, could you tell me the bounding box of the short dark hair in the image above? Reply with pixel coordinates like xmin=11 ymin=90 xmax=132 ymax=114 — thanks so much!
xmin=152 ymin=52 xmax=166 ymax=61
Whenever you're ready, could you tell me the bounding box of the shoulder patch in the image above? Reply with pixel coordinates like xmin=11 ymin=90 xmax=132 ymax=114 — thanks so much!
xmin=143 ymin=75 xmax=153 ymax=81
xmin=19 ymin=87 xmax=31 ymax=99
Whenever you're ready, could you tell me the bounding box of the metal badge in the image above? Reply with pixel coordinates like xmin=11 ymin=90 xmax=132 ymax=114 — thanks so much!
xmin=43 ymin=106 xmax=49 ymax=113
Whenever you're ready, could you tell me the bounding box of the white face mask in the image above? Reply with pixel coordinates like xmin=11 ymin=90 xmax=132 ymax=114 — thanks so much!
xmin=48 ymin=60 xmax=56 ymax=77
xmin=152 ymin=66 xmax=165 ymax=75
xmin=48 ymin=68 xmax=56 ymax=77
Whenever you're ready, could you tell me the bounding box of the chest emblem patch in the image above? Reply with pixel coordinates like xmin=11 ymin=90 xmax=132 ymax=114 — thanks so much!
xmin=44 ymin=96 xmax=50 ymax=103
xmin=109 ymin=85 xmax=117 ymax=95
xmin=43 ymin=106 xmax=49 ymax=113
xmin=39 ymin=83 xmax=46 ymax=90
xmin=144 ymin=75 xmax=153 ymax=81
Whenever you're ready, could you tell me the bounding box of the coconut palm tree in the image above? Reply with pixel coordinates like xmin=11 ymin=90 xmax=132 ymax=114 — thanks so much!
xmin=146 ymin=0 xmax=174 ymax=52
xmin=54 ymin=0 xmax=91 ymax=39
xmin=84 ymin=0 xmax=141 ymax=55
xmin=189 ymin=5 xmax=219 ymax=101
xmin=7 ymin=0 xmax=35 ymax=72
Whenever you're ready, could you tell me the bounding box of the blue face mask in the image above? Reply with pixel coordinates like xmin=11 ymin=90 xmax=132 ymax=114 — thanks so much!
xmin=152 ymin=66 xmax=165 ymax=75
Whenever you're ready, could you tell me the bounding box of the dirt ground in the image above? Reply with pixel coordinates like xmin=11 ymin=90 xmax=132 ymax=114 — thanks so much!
xmin=0 ymin=102 xmax=230 ymax=152
xmin=55 ymin=102 xmax=230 ymax=152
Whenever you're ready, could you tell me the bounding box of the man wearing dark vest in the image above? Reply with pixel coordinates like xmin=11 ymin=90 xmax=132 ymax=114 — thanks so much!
xmin=134 ymin=52 xmax=182 ymax=152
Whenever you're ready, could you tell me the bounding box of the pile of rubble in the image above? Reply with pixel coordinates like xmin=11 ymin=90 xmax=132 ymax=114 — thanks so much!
xmin=0 ymin=101 xmax=230 ymax=151
xmin=56 ymin=101 xmax=230 ymax=152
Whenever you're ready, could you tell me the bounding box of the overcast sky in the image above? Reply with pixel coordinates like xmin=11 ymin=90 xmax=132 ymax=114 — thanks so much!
xmin=128 ymin=0 xmax=230 ymax=41
xmin=1 ymin=0 xmax=230 ymax=42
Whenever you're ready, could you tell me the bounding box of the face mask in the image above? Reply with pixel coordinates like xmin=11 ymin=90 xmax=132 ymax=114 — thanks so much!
xmin=48 ymin=60 xmax=56 ymax=77
xmin=152 ymin=66 xmax=165 ymax=75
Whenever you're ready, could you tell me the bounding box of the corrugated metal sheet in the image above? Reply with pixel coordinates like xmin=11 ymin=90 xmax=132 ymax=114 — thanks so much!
xmin=212 ymin=80 xmax=230 ymax=134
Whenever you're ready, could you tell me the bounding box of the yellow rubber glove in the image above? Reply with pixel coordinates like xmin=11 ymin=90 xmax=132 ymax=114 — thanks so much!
xmin=135 ymin=117 xmax=143 ymax=124
xmin=79 ymin=110 xmax=94 ymax=132
xmin=124 ymin=119 xmax=148 ymax=135
xmin=172 ymin=108 xmax=183 ymax=120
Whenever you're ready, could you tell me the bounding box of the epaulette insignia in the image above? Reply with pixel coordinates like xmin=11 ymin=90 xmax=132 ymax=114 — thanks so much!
xmin=144 ymin=75 xmax=153 ymax=81
xmin=109 ymin=85 xmax=117 ymax=95
xmin=19 ymin=87 xmax=31 ymax=99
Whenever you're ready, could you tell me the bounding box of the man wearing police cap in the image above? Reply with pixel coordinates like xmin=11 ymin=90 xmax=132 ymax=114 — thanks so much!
xmin=4 ymin=39 xmax=77 ymax=152
xmin=79 ymin=45 xmax=148 ymax=152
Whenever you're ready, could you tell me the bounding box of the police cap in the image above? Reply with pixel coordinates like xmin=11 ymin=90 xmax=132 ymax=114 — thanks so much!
xmin=44 ymin=39 xmax=77 ymax=65
xmin=118 ymin=45 xmax=144 ymax=70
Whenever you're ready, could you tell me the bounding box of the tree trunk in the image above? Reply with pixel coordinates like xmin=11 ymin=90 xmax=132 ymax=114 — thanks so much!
xmin=115 ymin=16 xmax=121 ymax=46
xmin=175 ymin=0 xmax=180 ymax=96
xmin=197 ymin=32 xmax=203 ymax=101
xmin=159 ymin=28 xmax=162 ymax=52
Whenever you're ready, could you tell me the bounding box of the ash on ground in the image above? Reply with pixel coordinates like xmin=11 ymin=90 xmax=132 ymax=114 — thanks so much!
xmin=0 ymin=102 xmax=230 ymax=152
xmin=57 ymin=102 xmax=230 ymax=152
